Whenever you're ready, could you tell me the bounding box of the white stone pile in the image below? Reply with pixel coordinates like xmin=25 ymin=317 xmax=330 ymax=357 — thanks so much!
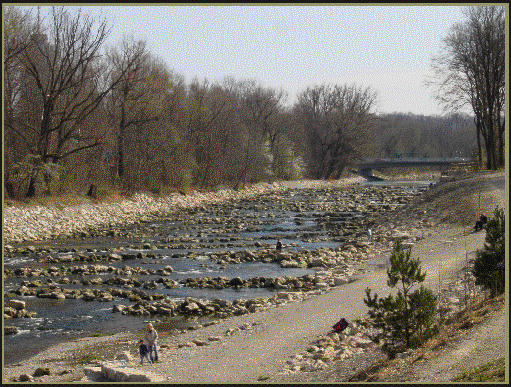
xmin=84 ymin=359 xmax=165 ymax=382
xmin=280 ymin=320 xmax=378 ymax=374
xmin=4 ymin=178 xmax=363 ymax=244
xmin=435 ymin=264 xmax=482 ymax=320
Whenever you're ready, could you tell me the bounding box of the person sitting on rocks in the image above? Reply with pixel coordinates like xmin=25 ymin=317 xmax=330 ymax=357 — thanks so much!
xmin=332 ymin=317 xmax=349 ymax=333
xmin=276 ymin=239 xmax=283 ymax=251
xmin=143 ymin=322 xmax=159 ymax=363
xmin=139 ymin=339 xmax=152 ymax=365
xmin=474 ymin=214 xmax=488 ymax=232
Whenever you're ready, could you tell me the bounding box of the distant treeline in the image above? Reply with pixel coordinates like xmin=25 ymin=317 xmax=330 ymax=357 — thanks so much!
xmin=3 ymin=7 xmax=477 ymax=199
xmin=374 ymin=112 xmax=476 ymax=159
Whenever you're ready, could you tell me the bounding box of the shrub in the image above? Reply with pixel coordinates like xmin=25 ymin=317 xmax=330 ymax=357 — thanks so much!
xmin=89 ymin=332 xmax=114 ymax=337
xmin=10 ymin=154 xmax=65 ymax=197
xmin=70 ymin=354 xmax=98 ymax=365
xmin=364 ymin=240 xmax=437 ymax=356
xmin=473 ymin=206 xmax=505 ymax=297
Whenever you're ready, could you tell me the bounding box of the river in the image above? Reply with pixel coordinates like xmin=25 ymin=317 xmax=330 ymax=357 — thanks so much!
xmin=3 ymin=180 xmax=433 ymax=365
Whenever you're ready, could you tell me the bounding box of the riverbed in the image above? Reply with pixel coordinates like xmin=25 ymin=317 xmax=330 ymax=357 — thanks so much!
xmin=3 ymin=180 xmax=433 ymax=365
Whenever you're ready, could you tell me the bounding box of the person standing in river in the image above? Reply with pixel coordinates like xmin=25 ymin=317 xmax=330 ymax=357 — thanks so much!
xmin=276 ymin=239 xmax=283 ymax=251
xmin=143 ymin=322 xmax=159 ymax=363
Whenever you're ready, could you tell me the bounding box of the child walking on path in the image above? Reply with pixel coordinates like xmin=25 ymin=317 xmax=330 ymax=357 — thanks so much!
xmin=138 ymin=339 xmax=152 ymax=365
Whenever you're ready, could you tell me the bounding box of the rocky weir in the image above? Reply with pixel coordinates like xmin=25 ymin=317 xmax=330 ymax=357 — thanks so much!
xmin=3 ymin=181 xmax=433 ymax=365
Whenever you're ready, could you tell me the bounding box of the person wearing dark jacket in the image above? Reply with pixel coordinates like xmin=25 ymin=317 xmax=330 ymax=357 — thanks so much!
xmin=276 ymin=239 xmax=283 ymax=251
xmin=138 ymin=339 xmax=152 ymax=365
xmin=474 ymin=214 xmax=488 ymax=232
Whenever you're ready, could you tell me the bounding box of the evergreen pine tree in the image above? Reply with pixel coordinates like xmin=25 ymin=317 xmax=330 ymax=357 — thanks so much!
xmin=364 ymin=240 xmax=437 ymax=356
xmin=473 ymin=206 xmax=505 ymax=297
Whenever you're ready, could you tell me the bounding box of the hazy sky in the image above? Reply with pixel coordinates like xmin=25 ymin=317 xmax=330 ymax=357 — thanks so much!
xmin=29 ymin=5 xmax=471 ymax=115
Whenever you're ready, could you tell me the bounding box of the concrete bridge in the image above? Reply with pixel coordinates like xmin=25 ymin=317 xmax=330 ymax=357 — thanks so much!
xmin=354 ymin=157 xmax=473 ymax=180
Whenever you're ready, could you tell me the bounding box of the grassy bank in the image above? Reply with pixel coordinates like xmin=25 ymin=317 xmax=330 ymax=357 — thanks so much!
xmin=452 ymin=357 xmax=505 ymax=382
xmin=351 ymin=294 xmax=505 ymax=382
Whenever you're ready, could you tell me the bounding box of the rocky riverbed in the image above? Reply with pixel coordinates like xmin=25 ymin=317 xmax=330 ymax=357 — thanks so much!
xmin=2 ymin=172 xmax=505 ymax=383
xmin=4 ymin=178 xmax=434 ymax=364
xmin=4 ymin=178 xmax=365 ymax=244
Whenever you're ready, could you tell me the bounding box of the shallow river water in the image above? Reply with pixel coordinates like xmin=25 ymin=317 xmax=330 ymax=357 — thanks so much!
xmin=3 ymin=181 xmax=433 ymax=364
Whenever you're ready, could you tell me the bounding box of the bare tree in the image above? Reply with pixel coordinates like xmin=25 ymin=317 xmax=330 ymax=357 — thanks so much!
xmin=428 ymin=6 xmax=505 ymax=170
xmin=3 ymin=6 xmax=35 ymax=197
xmin=184 ymin=79 xmax=241 ymax=188
xmin=220 ymin=78 xmax=283 ymax=186
xmin=295 ymin=84 xmax=377 ymax=179
xmin=7 ymin=7 xmax=120 ymax=196
xmin=6 ymin=7 xmax=158 ymax=197
xmin=20 ymin=8 xmax=111 ymax=160
xmin=240 ymin=82 xmax=286 ymax=150
xmin=222 ymin=78 xmax=296 ymax=182
xmin=373 ymin=113 xmax=476 ymax=159
xmin=106 ymin=37 xmax=164 ymax=180
xmin=3 ymin=6 xmax=34 ymax=65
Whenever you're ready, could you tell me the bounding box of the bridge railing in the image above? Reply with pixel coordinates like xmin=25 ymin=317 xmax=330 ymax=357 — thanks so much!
xmin=358 ymin=157 xmax=472 ymax=164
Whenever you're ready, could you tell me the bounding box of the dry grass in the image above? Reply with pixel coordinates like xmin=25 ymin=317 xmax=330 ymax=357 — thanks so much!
xmin=5 ymin=193 xmax=90 ymax=209
xmin=67 ymin=354 xmax=99 ymax=366
xmin=355 ymin=293 xmax=505 ymax=382
xmin=372 ymin=167 xmax=442 ymax=181
xmin=4 ymin=189 xmax=133 ymax=209
xmin=409 ymin=171 xmax=505 ymax=225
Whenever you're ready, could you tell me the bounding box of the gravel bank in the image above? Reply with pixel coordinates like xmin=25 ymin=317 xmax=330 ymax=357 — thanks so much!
xmin=3 ymin=178 xmax=363 ymax=244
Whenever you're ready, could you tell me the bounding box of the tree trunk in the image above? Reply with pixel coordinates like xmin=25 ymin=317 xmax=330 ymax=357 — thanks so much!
xmin=488 ymin=125 xmax=497 ymax=170
xmin=485 ymin=132 xmax=497 ymax=170
xmin=497 ymin=116 xmax=504 ymax=168
xmin=26 ymin=175 xmax=36 ymax=198
xmin=87 ymin=184 xmax=97 ymax=198
xmin=38 ymin=99 xmax=54 ymax=165
xmin=5 ymin=181 xmax=15 ymax=199
xmin=118 ymin=102 xmax=126 ymax=179
xmin=481 ymin=111 xmax=496 ymax=170
xmin=402 ymin=286 xmax=411 ymax=349
xmin=475 ymin=117 xmax=483 ymax=166
xmin=43 ymin=173 xmax=52 ymax=196
xmin=483 ymin=136 xmax=491 ymax=170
